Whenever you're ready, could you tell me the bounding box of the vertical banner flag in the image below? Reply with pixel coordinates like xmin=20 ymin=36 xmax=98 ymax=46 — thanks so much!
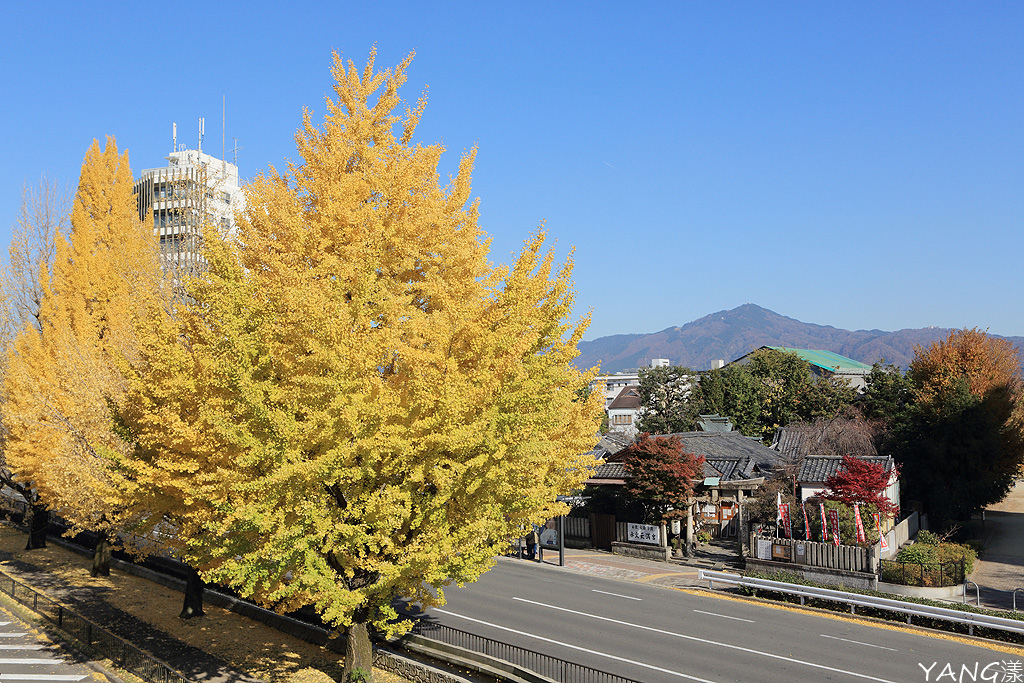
xmin=828 ymin=509 xmax=841 ymax=546
xmin=780 ymin=503 xmax=792 ymax=539
xmin=776 ymin=492 xmax=783 ymax=533
xmin=853 ymin=503 xmax=867 ymax=543
xmin=819 ymin=502 xmax=829 ymax=542
xmin=874 ymin=513 xmax=889 ymax=551
xmin=802 ymin=501 xmax=811 ymax=540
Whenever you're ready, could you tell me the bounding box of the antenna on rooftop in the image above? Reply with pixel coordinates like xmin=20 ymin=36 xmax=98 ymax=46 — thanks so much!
xmin=231 ymin=137 xmax=244 ymax=167
xmin=222 ymin=95 xmax=226 ymax=164
xmin=198 ymin=117 xmax=205 ymax=153
xmin=172 ymin=122 xmax=177 ymax=152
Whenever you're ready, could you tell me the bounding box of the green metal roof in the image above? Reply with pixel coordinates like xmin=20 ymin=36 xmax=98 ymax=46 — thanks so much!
xmin=766 ymin=347 xmax=873 ymax=373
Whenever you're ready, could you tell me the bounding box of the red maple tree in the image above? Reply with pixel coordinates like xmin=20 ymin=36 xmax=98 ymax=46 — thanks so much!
xmin=621 ymin=433 xmax=705 ymax=519
xmin=820 ymin=454 xmax=899 ymax=517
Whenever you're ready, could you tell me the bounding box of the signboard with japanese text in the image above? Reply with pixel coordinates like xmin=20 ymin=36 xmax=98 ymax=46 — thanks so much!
xmin=627 ymin=522 xmax=660 ymax=545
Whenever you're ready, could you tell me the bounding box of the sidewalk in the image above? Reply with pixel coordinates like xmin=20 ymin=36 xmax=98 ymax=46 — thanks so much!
xmin=969 ymin=481 xmax=1024 ymax=611
xmin=0 ymin=550 xmax=262 ymax=683
xmin=520 ymin=540 xmax=741 ymax=590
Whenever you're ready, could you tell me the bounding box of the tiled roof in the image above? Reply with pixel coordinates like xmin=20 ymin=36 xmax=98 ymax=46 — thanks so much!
xmin=665 ymin=432 xmax=785 ymax=473
xmin=703 ymin=457 xmax=757 ymax=481
xmin=590 ymin=432 xmax=633 ymax=459
xmin=586 ymin=432 xmax=784 ymax=484
xmin=798 ymin=455 xmax=894 ymax=484
xmin=607 ymin=385 xmax=641 ymax=410
xmin=772 ymin=425 xmax=810 ymax=459
xmin=591 ymin=462 xmax=629 ymax=479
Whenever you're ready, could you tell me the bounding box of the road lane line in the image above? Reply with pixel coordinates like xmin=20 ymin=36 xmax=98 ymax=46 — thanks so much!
xmin=511 ymin=597 xmax=896 ymax=683
xmin=592 ymin=590 xmax=641 ymax=601
xmin=0 ymin=677 xmax=86 ymax=681
xmin=0 ymin=658 xmax=68 ymax=664
xmin=0 ymin=644 xmax=43 ymax=650
xmin=693 ymin=609 xmax=754 ymax=623
xmin=434 ymin=609 xmax=718 ymax=682
xmin=0 ymin=633 xmax=29 ymax=638
xmin=821 ymin=634 xmax=898 ymax=651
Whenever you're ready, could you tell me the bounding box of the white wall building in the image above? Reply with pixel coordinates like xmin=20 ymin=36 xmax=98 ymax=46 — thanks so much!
xmin=135 ymin=128 xmax=242 ymax=275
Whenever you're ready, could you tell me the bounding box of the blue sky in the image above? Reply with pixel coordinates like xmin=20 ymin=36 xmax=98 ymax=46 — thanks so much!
xmin=2 ymin=2 xmax=1022 ymax=341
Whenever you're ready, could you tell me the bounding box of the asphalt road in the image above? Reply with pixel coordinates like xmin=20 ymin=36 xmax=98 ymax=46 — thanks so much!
xmin=406 ymin=558 xmax=1023 ymax=683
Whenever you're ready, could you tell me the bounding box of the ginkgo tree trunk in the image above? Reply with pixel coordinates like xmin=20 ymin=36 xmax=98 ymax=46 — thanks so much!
xmin=120 ymin=49 xmax=601 ymax=682
xmin=3 ymin=137 xmax=165 ymax=573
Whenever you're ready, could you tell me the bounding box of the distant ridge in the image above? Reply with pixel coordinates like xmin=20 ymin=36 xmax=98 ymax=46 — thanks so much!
xmin=576 ymin=304 xmax=1024 ymax=373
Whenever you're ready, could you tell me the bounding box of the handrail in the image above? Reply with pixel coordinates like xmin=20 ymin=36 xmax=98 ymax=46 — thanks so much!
xmin=964 ymin=580 xmax=980 ymax=607
xmin=698 ymin=569 xmax=1024 ymax=638
xmin=0 ymin=567 xmax=190 ymax=683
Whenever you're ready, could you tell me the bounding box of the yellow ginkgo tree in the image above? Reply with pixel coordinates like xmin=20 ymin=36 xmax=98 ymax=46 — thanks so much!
xmin=3 ymin=137 xmax=164 ymax=571
xmin=120 ymin=49 xmax=601 ymax=680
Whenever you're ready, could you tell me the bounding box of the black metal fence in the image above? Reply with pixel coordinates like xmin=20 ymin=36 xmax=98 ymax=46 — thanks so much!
xmin=406 ymin=618 xmax=641 ymax=683
xmin=0 ymin=570 xmax=190 ymax=683
xmin=878 ymin=558 xmax=966 ymax=587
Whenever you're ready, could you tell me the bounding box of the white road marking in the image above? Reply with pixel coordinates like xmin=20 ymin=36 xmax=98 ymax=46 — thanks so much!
xmin=510 ymin=597 xmax=897 ymax=683
xmin=0 ymin=622 xmax=9 ymax=626
xmin=434 ymin=608 xmax=718 ymax=682
xmin=0 ymin=659 xmax=65 ymax=664
xmin=0 ymin=677 xmax=85 ymax=681
xmin=0 ymin=633 xmax=29 ymax=638
xmin=0 ymin=644 xmax=43 ymax=650
xmin=693 ymin=609 xmax=754 ymax=623
xmin=592 ymin=589 xmax=641 ymax=601
xmin=821 ymin=634 xmax=898 ymax=651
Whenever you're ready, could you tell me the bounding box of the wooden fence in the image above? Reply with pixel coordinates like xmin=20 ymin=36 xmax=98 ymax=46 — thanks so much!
xmin=751 ymin=533 xmax=876 ymax=573
xmin=564 ymin=516 xmax=590 ymax=540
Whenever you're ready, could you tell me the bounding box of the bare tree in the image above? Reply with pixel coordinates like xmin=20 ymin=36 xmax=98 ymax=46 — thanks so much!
xmin=0 ymin=176 xmax=71 ymax=548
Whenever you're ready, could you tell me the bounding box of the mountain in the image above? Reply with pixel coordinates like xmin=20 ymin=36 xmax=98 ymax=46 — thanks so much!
xmin=576 ymin=304 xmax=1024 ymax=373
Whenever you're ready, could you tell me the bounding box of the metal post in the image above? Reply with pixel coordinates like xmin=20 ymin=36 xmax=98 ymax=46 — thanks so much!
xmin=558 ymin=516 xmax=565 ymax=567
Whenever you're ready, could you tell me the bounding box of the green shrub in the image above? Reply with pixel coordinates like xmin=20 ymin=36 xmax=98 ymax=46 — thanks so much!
xmin=893 ymin=536 xmax=977 ymax=575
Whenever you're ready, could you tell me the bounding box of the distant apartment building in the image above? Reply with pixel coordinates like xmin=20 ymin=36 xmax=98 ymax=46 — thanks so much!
xmin=134 ymin=126 xmax=242 ymax=275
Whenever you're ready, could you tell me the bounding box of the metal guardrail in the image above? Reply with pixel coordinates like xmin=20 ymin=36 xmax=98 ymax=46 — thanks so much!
xmin=407 ymin=617 xmax=641 ymax=683
xmin=1 ymin=489 xmax=637 ymax=683
xmin=699 ymin=569 xmax=1024 ymax=637
xmin=0 ymin=569 xmax=191 ymax=683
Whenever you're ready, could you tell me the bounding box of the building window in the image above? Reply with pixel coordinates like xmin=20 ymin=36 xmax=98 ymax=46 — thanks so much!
xmin=611 ymin=414 xmax=632 ymax=426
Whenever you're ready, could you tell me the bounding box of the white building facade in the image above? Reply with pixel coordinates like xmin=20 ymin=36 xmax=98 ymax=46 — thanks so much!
xmin=135 ymin=144 xmax=242 ymax=275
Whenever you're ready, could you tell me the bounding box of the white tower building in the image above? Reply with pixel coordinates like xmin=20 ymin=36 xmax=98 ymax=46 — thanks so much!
xmin=135 ymin=121 xmax=242 ymax=275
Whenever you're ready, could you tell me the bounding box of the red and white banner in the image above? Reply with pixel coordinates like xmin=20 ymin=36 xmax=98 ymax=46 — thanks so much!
xmin=819 ymin=502 xmax=828 ymax=541
xmin=853 ymin=503 xmax=866 ymax=543
xmin=780 ymin=502 xmax=792 ymax=539
xmin=828 ymin=509 xmax=841 ymax=546
xmin=874 ymin=513 xmax=889 ymax=551
xmin=802 ymin=501 xmax=811 ymax=540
